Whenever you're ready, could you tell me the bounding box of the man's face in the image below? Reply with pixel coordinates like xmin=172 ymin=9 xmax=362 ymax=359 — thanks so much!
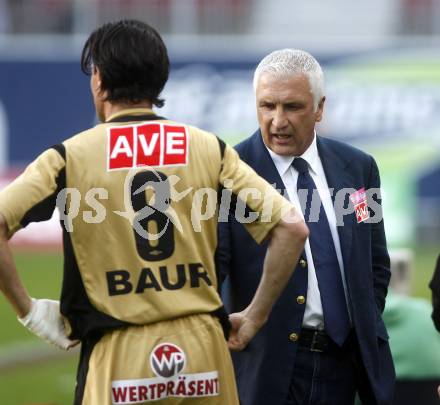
xmin=90 ymin=68 xmax=105 ymax=122
xmin=256 ymin=72 xmax=325 ymax=156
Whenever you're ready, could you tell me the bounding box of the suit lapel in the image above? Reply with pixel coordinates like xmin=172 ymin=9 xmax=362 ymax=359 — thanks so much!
xmin=317 ymin=137 xmax=355 ymax=272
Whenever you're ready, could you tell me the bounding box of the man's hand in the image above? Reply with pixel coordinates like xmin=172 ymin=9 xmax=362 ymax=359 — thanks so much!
xmin=18 ymin=298 xmax=79 ymax=350
xmin=227 ymin=311 xmax=262 ymax=351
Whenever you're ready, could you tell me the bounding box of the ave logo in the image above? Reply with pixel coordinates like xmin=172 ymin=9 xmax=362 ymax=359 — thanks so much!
xmin=107 ymin=123 xmax=188 ymax=170
xmin=150 ymin=343 xmax=186 ymax=378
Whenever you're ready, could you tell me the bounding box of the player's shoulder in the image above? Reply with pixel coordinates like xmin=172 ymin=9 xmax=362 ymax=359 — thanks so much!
xmin=62 ymin=125 xmax=102 ymax=148
xmin=167 ymin=119 xmax=217 ymax=140
xmin=165 ymin=119 xmax=224 ymax=152
xmin=41 ymin=127 xmax=99 ymax=163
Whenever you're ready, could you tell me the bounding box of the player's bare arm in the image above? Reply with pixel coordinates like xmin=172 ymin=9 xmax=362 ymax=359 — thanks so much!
xmin=0 ymin=213 xmax=32 ymax=317
xmin=228 ymin=208 xmax=308 ymax=351
xmin=0 ymin=214 xmax=78 ymax=350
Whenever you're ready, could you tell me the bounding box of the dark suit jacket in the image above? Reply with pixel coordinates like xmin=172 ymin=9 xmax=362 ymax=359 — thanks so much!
xmin=218 ymin=130 xmax=395 ymax=405
xmin=429 ymin=254 xmax=440 ymax=332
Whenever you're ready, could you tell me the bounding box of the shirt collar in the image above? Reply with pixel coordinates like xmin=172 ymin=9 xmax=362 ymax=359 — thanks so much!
xmin=106 ymin=108 xmax=155 ymax=122
xmin=266 ymin=131 xmax=319 ymax=176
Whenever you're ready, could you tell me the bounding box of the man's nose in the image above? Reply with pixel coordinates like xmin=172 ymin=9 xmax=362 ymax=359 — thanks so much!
xmin=272 ymin=107 xmax=288 ymax=130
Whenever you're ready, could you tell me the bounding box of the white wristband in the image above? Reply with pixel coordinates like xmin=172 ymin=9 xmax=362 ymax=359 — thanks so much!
xmin=18 ymin=298 xmax=77 ymax=350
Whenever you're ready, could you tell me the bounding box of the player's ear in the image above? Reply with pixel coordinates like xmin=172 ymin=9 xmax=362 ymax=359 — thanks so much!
xmin=93 ymin=67 xmax=101 ymax=88
xmin=92 ymin=67 xmax=105 ymax=98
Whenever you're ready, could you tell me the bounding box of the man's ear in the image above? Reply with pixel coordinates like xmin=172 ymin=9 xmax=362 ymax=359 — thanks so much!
xmin=315 ymin=96 xmax=325 ymax=122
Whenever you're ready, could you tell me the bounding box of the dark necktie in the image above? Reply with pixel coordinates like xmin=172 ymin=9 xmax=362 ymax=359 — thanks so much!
xmin=292 ymin=157 xmax=350 ymax=346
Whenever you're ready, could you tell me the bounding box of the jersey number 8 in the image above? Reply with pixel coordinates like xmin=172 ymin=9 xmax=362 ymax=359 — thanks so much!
xmin=130 ymin=171 xmax=175 ymax=261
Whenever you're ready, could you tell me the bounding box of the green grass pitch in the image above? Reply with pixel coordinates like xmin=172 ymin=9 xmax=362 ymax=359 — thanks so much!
xmin=0 ymin=247 xmax=437 ymax=404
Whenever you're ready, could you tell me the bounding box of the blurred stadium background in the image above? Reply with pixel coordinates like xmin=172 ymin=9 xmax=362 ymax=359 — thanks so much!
xmin=0 ymin=1 xmax=439 ymax=404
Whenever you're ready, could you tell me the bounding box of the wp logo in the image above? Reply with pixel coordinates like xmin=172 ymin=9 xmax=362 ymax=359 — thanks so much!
xmin=150 ymin=343 xmax=186 ymax=378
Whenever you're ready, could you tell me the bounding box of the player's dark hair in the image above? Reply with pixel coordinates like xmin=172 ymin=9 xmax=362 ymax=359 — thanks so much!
xmin=81 ymin=20 xmax=169 ymax=107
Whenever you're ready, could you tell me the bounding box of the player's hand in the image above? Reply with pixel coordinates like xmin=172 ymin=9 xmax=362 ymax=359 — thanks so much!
xmin=227 ymin=311 xmax=261 ymax=351
xmin=18 ymin=298 xmax=79 ymax=350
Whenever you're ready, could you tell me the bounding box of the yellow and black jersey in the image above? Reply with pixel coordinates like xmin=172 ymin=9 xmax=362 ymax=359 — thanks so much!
xmin=0 ymin=108 xmax=292 ymax=340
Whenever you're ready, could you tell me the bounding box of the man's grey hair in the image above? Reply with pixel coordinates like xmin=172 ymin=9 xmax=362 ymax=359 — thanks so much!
xmin=253 ymin=49 xmax=325 ymax=111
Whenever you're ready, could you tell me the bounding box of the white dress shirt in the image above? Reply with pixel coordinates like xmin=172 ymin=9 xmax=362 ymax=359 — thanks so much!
xmin=266 ymin=134 xmax=350 ymax=329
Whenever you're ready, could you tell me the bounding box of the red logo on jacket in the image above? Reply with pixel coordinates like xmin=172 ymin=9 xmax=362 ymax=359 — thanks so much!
xmin=349 ymin=187 xmax=369 ymax=223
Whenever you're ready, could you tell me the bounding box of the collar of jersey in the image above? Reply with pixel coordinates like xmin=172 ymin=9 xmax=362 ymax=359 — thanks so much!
xmin=106 ymin=108 xmax=165 ymax=123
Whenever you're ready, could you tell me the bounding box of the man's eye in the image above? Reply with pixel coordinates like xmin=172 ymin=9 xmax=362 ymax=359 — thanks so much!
xmin=285 ymin=104 xmax=301 ymax=110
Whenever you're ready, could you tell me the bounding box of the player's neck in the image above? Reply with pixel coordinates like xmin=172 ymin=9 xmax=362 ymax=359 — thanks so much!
xmin=101 ymin=101 xmax=154 ymax=121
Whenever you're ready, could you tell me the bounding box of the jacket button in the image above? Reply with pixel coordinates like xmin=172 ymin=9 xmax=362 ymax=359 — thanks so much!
xmin=299 ymin=259 xmax=307 ymax=268
xmin=296 ymin=295 xmax=306 ymax=305
xmin=289 ymin=333 xmax=299 ymax=342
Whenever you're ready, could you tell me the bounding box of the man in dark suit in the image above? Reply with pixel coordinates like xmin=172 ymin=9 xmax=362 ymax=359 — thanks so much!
xmin=429 ymin=253 xmax=440 ymax=398
xmin=218 ymin=49 xmax=395 ymax=405
xmin=430 ymin=253 xmax=440 ymax=332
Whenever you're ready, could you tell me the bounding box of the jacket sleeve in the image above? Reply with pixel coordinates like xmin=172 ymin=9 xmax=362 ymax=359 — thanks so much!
xmin=368 ymin=156 xmax=391 ymax=313
xmin=429 ymin=254 xmax=440 ymax=332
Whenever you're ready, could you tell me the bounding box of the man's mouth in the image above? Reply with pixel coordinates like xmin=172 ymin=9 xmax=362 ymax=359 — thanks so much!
xmin=272 ymin=133 xmax=292 ymax=140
